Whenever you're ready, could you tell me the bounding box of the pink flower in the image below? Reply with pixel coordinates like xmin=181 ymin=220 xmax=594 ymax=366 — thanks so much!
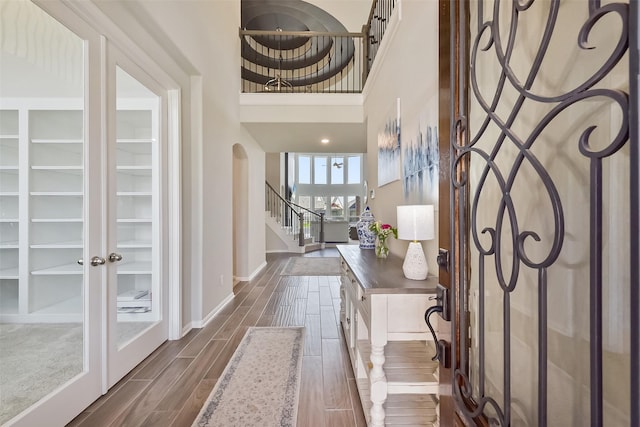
xmin=381 ymin=224 xmax=392 ymax=230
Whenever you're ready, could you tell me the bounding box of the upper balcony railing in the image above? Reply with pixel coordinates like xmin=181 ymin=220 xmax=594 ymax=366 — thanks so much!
xmin=240 ymin=29 xmax=365 ymax=94
xmin=239 ymin=0 xmax=397 ymax=94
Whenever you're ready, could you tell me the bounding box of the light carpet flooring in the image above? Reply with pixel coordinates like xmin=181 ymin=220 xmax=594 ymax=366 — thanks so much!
xmin=0 ymin=321 xmax=152 ymax=424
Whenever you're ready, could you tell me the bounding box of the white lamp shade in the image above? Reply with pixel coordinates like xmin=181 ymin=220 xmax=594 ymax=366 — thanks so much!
xmin=396 ymin=205 xmax=434 ymax=241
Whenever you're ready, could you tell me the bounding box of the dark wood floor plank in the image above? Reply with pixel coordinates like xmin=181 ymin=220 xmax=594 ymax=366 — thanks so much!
xmin=131 ymin=332 xmax=199 ymax=380
xmin=211 ymin=306 xmax=250 ymax=340
xmin=322 ymin=339 xmax=352 ymax=410
xmin=320 ymin=305 xmax=339 ymax=339
xmin=297 ymin=356 xmax=326 ymax=427
xmin=319 ymin=284 xmax=334 ymax=306
xmin=111 ymin=358 xmax=193 ymax=427
xmin=308 ymin=276 xmax=320 ymax=293
xmin=202 ymin=339 xmax=238 ymax=380
xmin=256 ymin=313 xmax=275 ymax=326
xmin=348 ymin=378 xmax=368 ymax=427
xmin=140 ymin=410 xmax=177 ymax=427
xmin=304 ymin=314 xmax=322 ymax=357
xmin=325 ymin=410 xmax=357 ymax=427
xmin=273 ymin=304 xmax=294 ymax=327
xmin=306 ymin=291 xmax=321 ymax=315
xmin=289 ymin=297 xmax=307 ymax=326
xmin=75 ymin=380 xmax=151 ymax=426
xmin=264 ymin=291 xmax=285 ymax=315
xmin=177 ymin=315 xmax=229 ymax=358
xmin=155 ymin=339 xmax=226 ymax=412
xmin=169 ymin=378 xmax=217 ymax=427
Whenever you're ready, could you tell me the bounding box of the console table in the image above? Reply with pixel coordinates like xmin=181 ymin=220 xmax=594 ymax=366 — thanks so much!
xmin=336 ymin=245 xmax=440 ymax=426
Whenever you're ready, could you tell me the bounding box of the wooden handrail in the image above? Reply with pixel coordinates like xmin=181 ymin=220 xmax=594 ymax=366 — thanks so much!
xmin=265 ymin=182 xmax=325 ymax=247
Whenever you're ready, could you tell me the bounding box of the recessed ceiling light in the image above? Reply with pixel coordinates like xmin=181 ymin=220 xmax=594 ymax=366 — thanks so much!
xmin=321 ymin=138 xmax=330 ymax=144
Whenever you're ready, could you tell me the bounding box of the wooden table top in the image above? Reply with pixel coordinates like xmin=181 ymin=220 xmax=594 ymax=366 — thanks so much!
xmin=337 ymin=244 xmax=438 ymax=295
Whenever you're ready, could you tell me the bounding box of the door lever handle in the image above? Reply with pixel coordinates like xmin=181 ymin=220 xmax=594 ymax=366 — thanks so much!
xmin=424 ymin=294 xmax=451 ymax=369
xmin=425 ymin=305 xmax=443 ymax=361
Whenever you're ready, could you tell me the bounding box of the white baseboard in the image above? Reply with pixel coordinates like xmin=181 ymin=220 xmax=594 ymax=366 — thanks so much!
xmin=188 ymin=292 xmax=234 ymax=329
xmin=235 ymin=261 xmax=267 ymax=282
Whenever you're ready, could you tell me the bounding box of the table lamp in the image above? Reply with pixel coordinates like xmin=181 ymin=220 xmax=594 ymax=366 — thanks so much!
xmin=397 ymin=205 xmax=434 ymax=280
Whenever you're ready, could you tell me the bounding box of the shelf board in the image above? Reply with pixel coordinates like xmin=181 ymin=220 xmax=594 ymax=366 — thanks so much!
xmin=117 ymin=261 xmax=152 ymax=274
xmin=31 ymin=166 xmax=83 ymax=171
xmin=117 ymin=218 xmax=152 ymax=223
xmin=117 ymin=166 xmax=152 ymax=171
xmin=33 ymin=295 xmax=82 ymax=315
xmin=31 ymin=263 xmax=83 ymax=275
xmin=0 ymin=242 xmax=19 ymax=249
xmin=116 ymin=139 xmax=155 ymax=143
xmin=0 ymin=218 xmax=18 ymax=223
xmin=117 ymin=240 xmax=152 ymax=248
xmin=117 ymin=192 xmax=152 ymax=196
xmin=0 ymin=166 xmax=18 ymax=171
xmin=0 ymin=192 xmax=19 ymax=197
xmin=384 ymin=393 xmax=438 ymax=426
xmin=30 ymin=241 xmax=83 ymax=249
xmin=30 ymin=192 xmax=83 ymax=196
xmin=0 ymin=267 xmax=19 ymax=279
xmin=0 ymin=134 xmax=19 ymax=139
xmin=32 ymin=218 xmax=83 ymax=223
xmin=31 ymin=139 xmax=83 ymax=144
xmin=0 ymin=297 xmax=19 ymax=315
xmin=355 ymin=379 xmax=438 ymax=426
xmin=357 ymin=340 xmax=439 ymax=393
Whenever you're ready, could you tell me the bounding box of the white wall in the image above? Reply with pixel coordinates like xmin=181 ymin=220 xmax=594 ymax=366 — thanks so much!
xmin=362 ymin=0 xmax=440 ymax=270
xmin=130 ymin=0 xmax=267 ymax=327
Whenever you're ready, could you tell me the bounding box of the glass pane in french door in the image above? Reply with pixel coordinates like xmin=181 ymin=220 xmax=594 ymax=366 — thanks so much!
xmin=0 ymin=0 xmax=86 ymax=423
xmin=115 ymin=66 xmax=159 ymax=347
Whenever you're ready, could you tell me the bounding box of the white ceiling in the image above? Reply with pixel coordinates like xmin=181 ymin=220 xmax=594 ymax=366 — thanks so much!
xmin=243 ymin=121 xmax=366 ymax=153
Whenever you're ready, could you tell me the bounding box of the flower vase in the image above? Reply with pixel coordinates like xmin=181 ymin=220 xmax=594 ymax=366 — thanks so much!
xmin=375 ymin=236 xmax=389 ymax=258
xmin=356 ymin=207 xmax=376 ymax=249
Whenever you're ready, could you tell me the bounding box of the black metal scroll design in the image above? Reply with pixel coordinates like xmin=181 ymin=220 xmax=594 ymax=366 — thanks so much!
xmin=451 ymin=1 xmax=629 ymax=426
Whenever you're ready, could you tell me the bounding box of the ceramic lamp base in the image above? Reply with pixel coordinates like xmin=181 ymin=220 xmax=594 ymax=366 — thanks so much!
xmin=402 ymin=241 xmax=428 ymax=280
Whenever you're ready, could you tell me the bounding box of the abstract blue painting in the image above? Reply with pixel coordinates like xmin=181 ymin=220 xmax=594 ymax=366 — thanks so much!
xmin=402 ymin=107 xmax=439 ymax=203
xmin=377 ymin=98 xmax=401 ymax=187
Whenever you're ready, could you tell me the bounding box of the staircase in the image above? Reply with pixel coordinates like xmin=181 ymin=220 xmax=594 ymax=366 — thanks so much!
xmin=265 ymin=182 xmax=325 ymax=253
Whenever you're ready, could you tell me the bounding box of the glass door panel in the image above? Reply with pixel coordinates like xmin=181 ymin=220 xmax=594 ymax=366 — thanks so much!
xmin=0 ymin=1 xmax=100 ymax=424
xmin=114 ymin=67 xmax=159 ymax=348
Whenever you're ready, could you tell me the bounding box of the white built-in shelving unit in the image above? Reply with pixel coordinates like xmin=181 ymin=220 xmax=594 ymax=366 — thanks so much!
xmin=0 ymin=110 xmax=20 ymax=316
xmin=0 ymin=103 xmax=158 ymax=323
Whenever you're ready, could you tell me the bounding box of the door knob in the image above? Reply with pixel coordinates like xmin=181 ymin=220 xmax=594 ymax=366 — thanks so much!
xmin=108 ymin=252 xmax=123 ymax=262
xmin=90 ymin=256 xmax=106 ymax=266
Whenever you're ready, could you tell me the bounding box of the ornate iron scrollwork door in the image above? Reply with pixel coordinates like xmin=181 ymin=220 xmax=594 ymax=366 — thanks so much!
xmin=449 ymin=1 xmax=636 ymax=425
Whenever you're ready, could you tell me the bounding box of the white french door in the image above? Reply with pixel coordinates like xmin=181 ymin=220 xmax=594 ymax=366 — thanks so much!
xmin=1 ymin=1 xmax=103 ymax=426
xmin=105 ymin=46 xmax=168 ymax=388
xmin=1 ymin=1 xmax=172 ymax=425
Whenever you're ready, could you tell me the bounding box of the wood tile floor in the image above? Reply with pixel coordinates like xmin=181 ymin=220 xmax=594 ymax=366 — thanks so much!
xmin=68 ymin=249 xmax=366 ymax=427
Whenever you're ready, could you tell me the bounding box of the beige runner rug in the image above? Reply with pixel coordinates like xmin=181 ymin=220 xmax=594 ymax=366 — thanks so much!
xmin=280 ymin=256 xmax=341 ymax=276
xmin=192 ymin=327 xmax=305 ymax=427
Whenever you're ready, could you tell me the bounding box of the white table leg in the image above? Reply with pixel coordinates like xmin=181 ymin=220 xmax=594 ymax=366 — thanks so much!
xmin=369 ymin=343 xmax=387 ymax=426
